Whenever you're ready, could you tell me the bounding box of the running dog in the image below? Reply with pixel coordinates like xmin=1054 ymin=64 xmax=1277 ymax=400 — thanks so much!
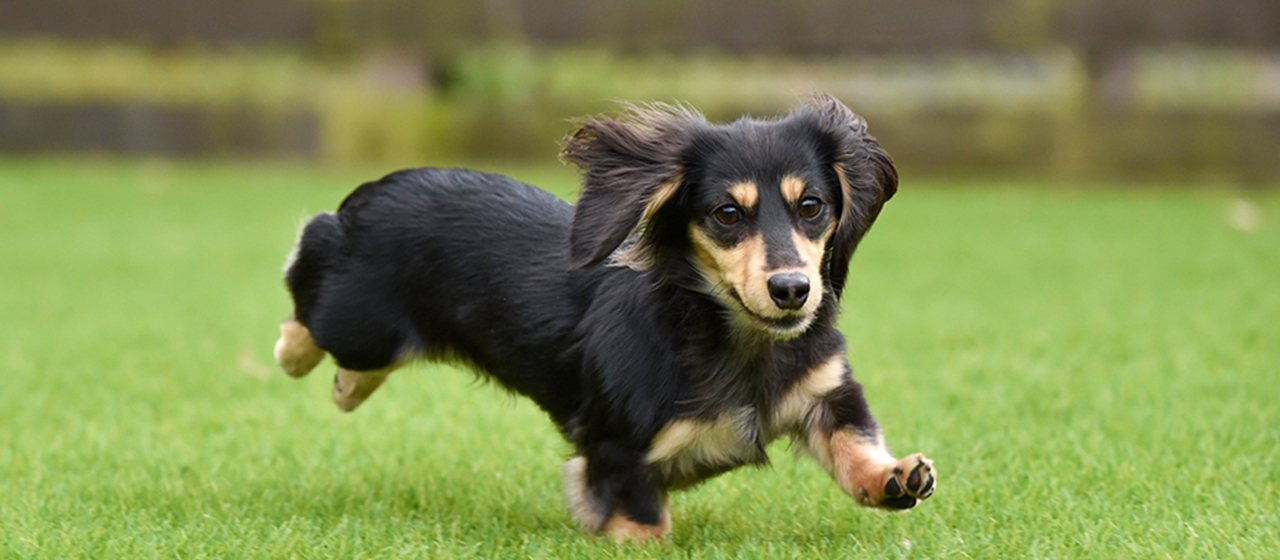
xmin=274 ymin=94 xmax=935 ymax=542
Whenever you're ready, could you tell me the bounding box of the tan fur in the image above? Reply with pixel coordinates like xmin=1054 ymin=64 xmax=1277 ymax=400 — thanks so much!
xmin=608 ymin=177 xmax=683 ymax=270
xmin=602 ymin=506 xmax=672 ymax=544
xmin=792 ymin=228 xmax=828 ymax=276
xmin=562 ymin=457 xmax=607 ymax=531
xmin=332 ymin=366 xmax=394 ymax=412
xmin=809 ymin=428 xmax=936 ymax=508
xmin=647 ymin=409 xmax=756 ymax=480
xmin=768 ymin=354 xmax=846 ymax=437
xmin=689 ymin=228 xmax=775 ymax=323
xmin=834 ymin=165 xmax=855 ymax=224
xmin=769 ymin=225 xmax=831 ymax=318
xmin=605 ymin=245 xmax=653 ymax=270
xmin=727 ymin=181 xmax=759 ymax=210
xmin=274 ymin=319 xmax=326 ymax=378
xmin=788 ymin=227 xmax=831 ymax=315
xmin=809 ymin=428 xmax=896 ymax=505
xmin=642 ymin=177 xmax=682 ymax=222
xmin=688 ymin=199 xmax=835 ymax=338
xmin=565 ymin=456 xmax=671 ymax=542
xmin=772 ymin=354 xmax=940 ymax=509
xmin=781 ymin=175 xmax=806 ymax=204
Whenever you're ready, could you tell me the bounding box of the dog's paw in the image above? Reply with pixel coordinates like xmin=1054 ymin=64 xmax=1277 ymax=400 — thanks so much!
xmin=862 ymin=454 xmax=936 ymax=510
xmin=332 ymin=368 xmax=389 ymax=412
xmin=275 ymin=320 xmax=325 ymax=378
xmin=602 ymin=512 xmax=672 ymax=544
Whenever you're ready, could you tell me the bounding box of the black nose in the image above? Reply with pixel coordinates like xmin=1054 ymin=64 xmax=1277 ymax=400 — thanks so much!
xmin=767 ymin=272 xmax=810 ymax=310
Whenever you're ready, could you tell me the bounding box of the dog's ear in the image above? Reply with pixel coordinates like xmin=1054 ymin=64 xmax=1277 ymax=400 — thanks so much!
xmin=561 ymin=105 xmax=699 ymax=269
xmin=809 ymin=93 xmax=898 ymax=297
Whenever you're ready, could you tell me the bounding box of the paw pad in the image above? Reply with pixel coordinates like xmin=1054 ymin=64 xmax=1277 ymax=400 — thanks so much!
xmin=879 ymin=455 xmax=935 ymax=510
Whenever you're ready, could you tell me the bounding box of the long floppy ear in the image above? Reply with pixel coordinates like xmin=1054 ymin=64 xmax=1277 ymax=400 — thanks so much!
xmin=808 ymin=93 xmax=899 ymax=298
xmin=561 ymin=104 xmax=701 ymax=269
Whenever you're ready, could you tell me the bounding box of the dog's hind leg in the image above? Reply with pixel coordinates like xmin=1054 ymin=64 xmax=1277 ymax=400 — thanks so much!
xmin=332 ymin=367 xmax=395 ymax=412
xmin=274 ymin=318 xmax=327 ymax=378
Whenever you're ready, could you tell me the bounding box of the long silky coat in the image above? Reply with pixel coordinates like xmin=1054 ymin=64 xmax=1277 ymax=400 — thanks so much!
xmin=274 ymin=94 xmax=936 ymax=542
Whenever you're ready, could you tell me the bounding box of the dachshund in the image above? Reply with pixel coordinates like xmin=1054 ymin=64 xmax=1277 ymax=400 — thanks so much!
xmin=274 ymin=94 xmax=935 ymax=542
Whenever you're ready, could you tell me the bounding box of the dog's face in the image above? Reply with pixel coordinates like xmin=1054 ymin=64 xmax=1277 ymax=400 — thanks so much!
xmin=681 ymin=143 xmax=839 ymax=338
xmin=564 ymin=94 xmax=897 ymax=340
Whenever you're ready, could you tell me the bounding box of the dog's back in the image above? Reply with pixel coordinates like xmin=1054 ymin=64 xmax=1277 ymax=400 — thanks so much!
xmin=283 ymin=168 xmax=598 ymax=422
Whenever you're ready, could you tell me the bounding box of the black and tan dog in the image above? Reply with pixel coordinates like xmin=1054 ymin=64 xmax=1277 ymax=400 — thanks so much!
xmin=274 ymin=94 xmax=935 ymax=542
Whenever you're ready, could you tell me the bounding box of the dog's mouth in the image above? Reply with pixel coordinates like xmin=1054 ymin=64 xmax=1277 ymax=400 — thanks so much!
xmin=745 ymin=309 xmax=811 ymax=337
xmin=726 ymin=290 xmax=813 ymax=338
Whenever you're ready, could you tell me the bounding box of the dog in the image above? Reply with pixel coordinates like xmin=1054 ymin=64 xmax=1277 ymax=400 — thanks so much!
xmin=274 ymin=94 xmax=935 ymax=542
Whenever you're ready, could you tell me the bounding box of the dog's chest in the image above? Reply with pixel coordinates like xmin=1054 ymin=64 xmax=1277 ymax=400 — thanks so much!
xmin=645 ymin=407 xmax=768 ymax=485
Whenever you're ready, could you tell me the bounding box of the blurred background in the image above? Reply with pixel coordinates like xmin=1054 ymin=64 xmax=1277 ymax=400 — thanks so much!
xmin=1 ymin=0 xmax=1279 ymax=183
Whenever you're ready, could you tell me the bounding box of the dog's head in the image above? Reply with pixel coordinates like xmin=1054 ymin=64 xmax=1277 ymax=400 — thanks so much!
xmin=563 ymin=94 xmax=897 ymax=339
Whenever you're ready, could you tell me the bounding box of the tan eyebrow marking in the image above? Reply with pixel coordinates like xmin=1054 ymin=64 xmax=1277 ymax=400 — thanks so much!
xmin=727 ymin=182 xmax=759 ymax=209
xmin=781 ymin=176 xmax=806 ymax=204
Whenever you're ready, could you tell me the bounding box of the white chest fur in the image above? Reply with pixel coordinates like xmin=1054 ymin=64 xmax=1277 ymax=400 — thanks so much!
xmin=646 ymin=408 xmax=763 ymax=482
xmin=644 ymin=355 xmax=848 ymax=484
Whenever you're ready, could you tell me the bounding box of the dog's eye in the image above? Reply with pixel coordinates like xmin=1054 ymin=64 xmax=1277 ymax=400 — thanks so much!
xmin=712 ymin=204 xmax=741 ymax=226
xmin=798 ymin=197 xmax=824 ymax=219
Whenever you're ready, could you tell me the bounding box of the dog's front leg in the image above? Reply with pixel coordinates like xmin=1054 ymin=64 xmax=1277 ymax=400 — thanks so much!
xmin=804 ymin=381 xmax=937 ymax=510
xmin=563 ymin=444 xmax=670 ymax=543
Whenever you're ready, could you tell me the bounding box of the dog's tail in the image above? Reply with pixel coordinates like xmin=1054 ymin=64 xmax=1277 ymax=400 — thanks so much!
xmin=283 ymin=211 xmax=344 ymax=324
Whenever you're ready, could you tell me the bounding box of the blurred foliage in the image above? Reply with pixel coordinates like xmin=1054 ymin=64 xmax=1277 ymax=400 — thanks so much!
xmin=438 ymin=45 xmax=1093 ymax=158
xmin=1132 ymin=48 xmax=1280 ymax=112
xmin=2 ymin=38 xmax=1278 ymax=180
xmin=0 ymin=40 xmax=327 ymax=108
xmin=0 ymin=40 xmax=445 ymax=162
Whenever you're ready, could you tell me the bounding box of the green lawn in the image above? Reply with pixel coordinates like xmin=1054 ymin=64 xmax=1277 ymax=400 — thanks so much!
xmin=1 ymin=158 xmax=1277 ymax=558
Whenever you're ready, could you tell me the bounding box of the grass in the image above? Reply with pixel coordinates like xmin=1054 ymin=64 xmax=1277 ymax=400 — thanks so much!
xmin=0 ymin=158 xmax=1277 ymax=558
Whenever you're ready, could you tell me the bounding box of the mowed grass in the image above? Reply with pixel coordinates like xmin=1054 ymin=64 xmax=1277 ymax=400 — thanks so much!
xmin=1 ymin=158 xmax=1277 ymax=559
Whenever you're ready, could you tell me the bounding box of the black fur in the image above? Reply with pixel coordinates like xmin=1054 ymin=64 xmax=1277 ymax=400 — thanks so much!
xmin=281 ymin=94 xmax=899 ymax=531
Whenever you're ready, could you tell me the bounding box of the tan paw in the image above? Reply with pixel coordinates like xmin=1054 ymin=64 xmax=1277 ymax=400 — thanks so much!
xmin=861 ymin=453 xmax=936 ymax=510
xmin=602 ymin=511 xmax=671 ymax=544
xmin=274 ymin=319 xmax=326 ymax=378
xmin=332 ymin=368 xmax=389 ymax=412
